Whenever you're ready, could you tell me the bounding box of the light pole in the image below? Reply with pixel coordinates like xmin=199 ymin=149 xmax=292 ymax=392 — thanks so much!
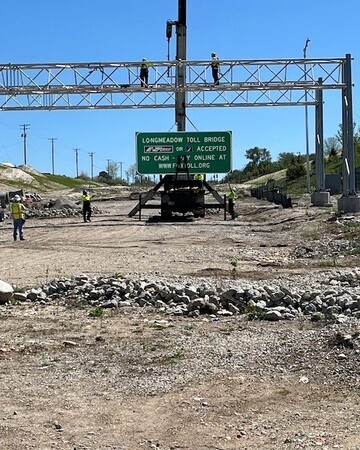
xmin=303 ymin=38 xmax=311 ymax=193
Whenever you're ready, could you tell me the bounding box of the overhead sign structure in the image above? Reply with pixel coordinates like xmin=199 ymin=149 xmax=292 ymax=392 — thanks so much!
xmin=136 ymin=131 xmax=232 ymax=175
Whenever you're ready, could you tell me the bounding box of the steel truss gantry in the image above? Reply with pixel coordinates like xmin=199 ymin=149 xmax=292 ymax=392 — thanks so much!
xmin=0 ymin=57 xmax=346 ymax=111
xmin=0 ymin=55 xmax=358 ymax=212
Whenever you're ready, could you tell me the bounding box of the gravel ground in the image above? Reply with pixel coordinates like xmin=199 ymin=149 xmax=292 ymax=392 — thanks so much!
xmin=0 ymin=189 xmax=360 ymax=449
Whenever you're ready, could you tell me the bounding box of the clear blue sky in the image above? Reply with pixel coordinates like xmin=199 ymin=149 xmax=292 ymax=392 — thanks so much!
xmin=0 ymin=0 xmax=359 ymax=179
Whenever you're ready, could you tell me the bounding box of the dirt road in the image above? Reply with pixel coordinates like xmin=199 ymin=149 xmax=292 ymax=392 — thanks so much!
xmin=0 ymin=194 xmax=359 ymax=450
xmin=0 ymin=197 xmax=334 ymax=287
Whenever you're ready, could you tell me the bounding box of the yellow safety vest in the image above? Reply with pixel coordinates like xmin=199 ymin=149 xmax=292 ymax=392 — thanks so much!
xmin=229 ymin=190 xmax=237 ymax=201
xmin=11 ymin=202 xmax=25 ymax=220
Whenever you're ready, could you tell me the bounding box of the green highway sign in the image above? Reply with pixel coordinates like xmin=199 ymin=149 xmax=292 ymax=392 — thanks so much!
xmin=136 ymin=131 xmax=232 ymax=175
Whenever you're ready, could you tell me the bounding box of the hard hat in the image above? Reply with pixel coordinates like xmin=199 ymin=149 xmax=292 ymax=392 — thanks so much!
xmin=83 ymin=190 xmax=87 ymax=195
xmin=13 ymin=194 xmax=21 ymax=201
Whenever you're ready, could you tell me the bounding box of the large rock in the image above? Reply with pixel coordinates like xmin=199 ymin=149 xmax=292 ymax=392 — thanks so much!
xmin=0 ymin=280 xmax=14 ymax=304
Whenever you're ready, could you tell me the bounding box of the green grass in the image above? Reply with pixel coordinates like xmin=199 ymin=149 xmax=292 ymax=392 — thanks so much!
xmin=89 ymin=307 xmax=105 ymax=318
xmin=0 ymin=166 xmax=101 ymax=192
xmin=153 ymin=349 xmax=184 ymax=365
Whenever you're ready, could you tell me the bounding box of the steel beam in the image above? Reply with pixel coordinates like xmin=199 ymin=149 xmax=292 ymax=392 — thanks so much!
xmin=0 ymin=58 xmax=345 ymax=111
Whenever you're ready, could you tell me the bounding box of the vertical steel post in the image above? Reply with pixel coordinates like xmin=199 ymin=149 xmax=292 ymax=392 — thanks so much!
xmin=344 ymin=54 xmax=356 ymax=195
xmin=175 ymin=0 xmax=186 ymax=131
xmin=315 ymin=78 xmax=325 ymax=191
xmin=303 ymin=38 xmax=311 ymax=193
xmin=342 ymin=61 xmax=349 ymax=196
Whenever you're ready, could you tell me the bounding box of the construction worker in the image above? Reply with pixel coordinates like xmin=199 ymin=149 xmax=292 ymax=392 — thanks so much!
xmin=81 ymin=190 xmax=92 ymax=223
xmin=11 ymin=194 xmax=26 ymax=241
xmin=211 ymin=52 xmax=220 ymax=85
xmin=194 ymin=173 xmax=204 ymax=181
xmin=228 ymin=187 xmax=237 ymax=220
xmin=140 ymin=58 xmax=150 ymax=87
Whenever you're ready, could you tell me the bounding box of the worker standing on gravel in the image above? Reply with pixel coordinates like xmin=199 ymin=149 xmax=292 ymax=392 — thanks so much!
xmin=81 ymin=190 xmax=92 ymax=223
xmin=11 ymin=194 xmax=26 ymax=241
xmin=228 ymin=187 xmax=237 ymax=220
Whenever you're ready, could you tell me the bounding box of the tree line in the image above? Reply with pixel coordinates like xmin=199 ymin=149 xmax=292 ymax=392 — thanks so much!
xmin=223 ymin=123 xmax=360 ymax=184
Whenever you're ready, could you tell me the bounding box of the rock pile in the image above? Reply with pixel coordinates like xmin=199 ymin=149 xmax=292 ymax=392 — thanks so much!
xmin=1 ymin=203 xmax=103 ymax=220
xmin=3 ymin=270 xmax=360 ymax=322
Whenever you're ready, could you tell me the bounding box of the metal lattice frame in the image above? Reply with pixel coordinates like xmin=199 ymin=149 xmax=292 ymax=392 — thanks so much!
xmin=0 ymin=57 xmax=345 ymax=111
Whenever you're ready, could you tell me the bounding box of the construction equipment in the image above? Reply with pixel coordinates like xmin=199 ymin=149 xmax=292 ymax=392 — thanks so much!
xmin=129 ymin=155 xmax=227 ymax=220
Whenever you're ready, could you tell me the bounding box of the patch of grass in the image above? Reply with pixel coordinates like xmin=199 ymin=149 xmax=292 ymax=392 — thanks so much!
xmin=89 ymin=307 xmax=105 ymax=318
xmin=154 ymin=349 xmax=184 ymax=365
xmin=219 ymin=324 xmax=236 ymax=334
xmin=13 ymin=286 xmax=26 ymax=293
xmin=343 ymin=221 xmax=360 ymax=229
xmin=301 ymin=230 xmax=324 ymax=241
xmin=113 ymin=272 xmax=124 ymax=279
xmin=243 ymin=303 xmax=265 ymax=320
xmin=277 ymin=388 xmax=292 ymax=396
xmin=317 ymin=257 xmax=339 ymax=268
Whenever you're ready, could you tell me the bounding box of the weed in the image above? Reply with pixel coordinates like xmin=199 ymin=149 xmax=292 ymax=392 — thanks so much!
xmin=318 ymin=257 xmax=339 ymax=268
xmin=243 ymin=303 xmax=264 ymax=320
xmin=230 ymin=257 xmax=238 ymax=279
xmin=89 ymin=307 xmax=105 ymax=318
xmin=154 ymin=349 xmax=184 ymax=365
xmin=113 ymin=272 xmax=124 ymax=279
xmin=343 ymin=221 xmax=360 ymax=229
xmin=219 ymin=324 xmax=236 ymax=334
xmin=277 ymin=388 xmax=291 ymax=396
xmin=13 ymin=286 xmax=26 ymax=293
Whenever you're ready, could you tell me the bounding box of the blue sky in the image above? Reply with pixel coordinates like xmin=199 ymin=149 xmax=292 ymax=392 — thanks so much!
xmin=0 ymin=0 xmax=359 ymax=179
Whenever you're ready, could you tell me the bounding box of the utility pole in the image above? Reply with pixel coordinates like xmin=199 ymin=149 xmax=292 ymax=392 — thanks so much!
xmin=176 ymin=0 xmax=186 ymax=131
xmin=303 ymin=38 xmax=311 ymax=193
xmin=49 ymin=138 xmax=57 ymax=175
xmin=20 ymin=124 xmax=30 ymax=165
xmin=88 ymin=152 xmax=94 ymax=179
xmin=74 ymin=148 xmax=80 ymax=178
xmin=118 ymin=161 xmax=123 ymax=180
xmin=167 ymin=0 xmax=187 ymax=131
xmin=107 ymin=159 xmax=111 ymax=174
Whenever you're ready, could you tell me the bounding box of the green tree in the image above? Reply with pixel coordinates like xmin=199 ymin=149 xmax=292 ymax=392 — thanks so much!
xmin=245 ymin=147 xmax=271 ymax=169
xmin=108 ymin=161 xmax=119 ymax=180
xmin=286 ymin=161 xmax=306 ymax=181
xmin=324 ymin=137 xmax=341 ymax=159
xmin=277 ymin=152 xmax=298 ymax=169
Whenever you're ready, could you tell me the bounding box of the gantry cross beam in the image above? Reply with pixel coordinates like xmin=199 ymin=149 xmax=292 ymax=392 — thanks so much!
xmin=0 ymin=57 xmax=346 ymax=111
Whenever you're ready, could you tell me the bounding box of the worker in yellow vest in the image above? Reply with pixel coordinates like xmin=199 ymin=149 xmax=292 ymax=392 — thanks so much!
xmin=11 ymin=194 xmax=26 ymax=241
xmin=81 ymin=190 xmax=92 ymax=223
xmin=228 ymin=187 xmax=237 ymax=220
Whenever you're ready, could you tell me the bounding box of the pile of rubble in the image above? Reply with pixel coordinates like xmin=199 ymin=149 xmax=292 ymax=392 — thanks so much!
xmin=292 ymin=236 xmax=360 ymax=260
xmin=1 ymin=196 xmax=103 ymax=220
xmin=1 ymin=270 xmax=360 ymax=323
